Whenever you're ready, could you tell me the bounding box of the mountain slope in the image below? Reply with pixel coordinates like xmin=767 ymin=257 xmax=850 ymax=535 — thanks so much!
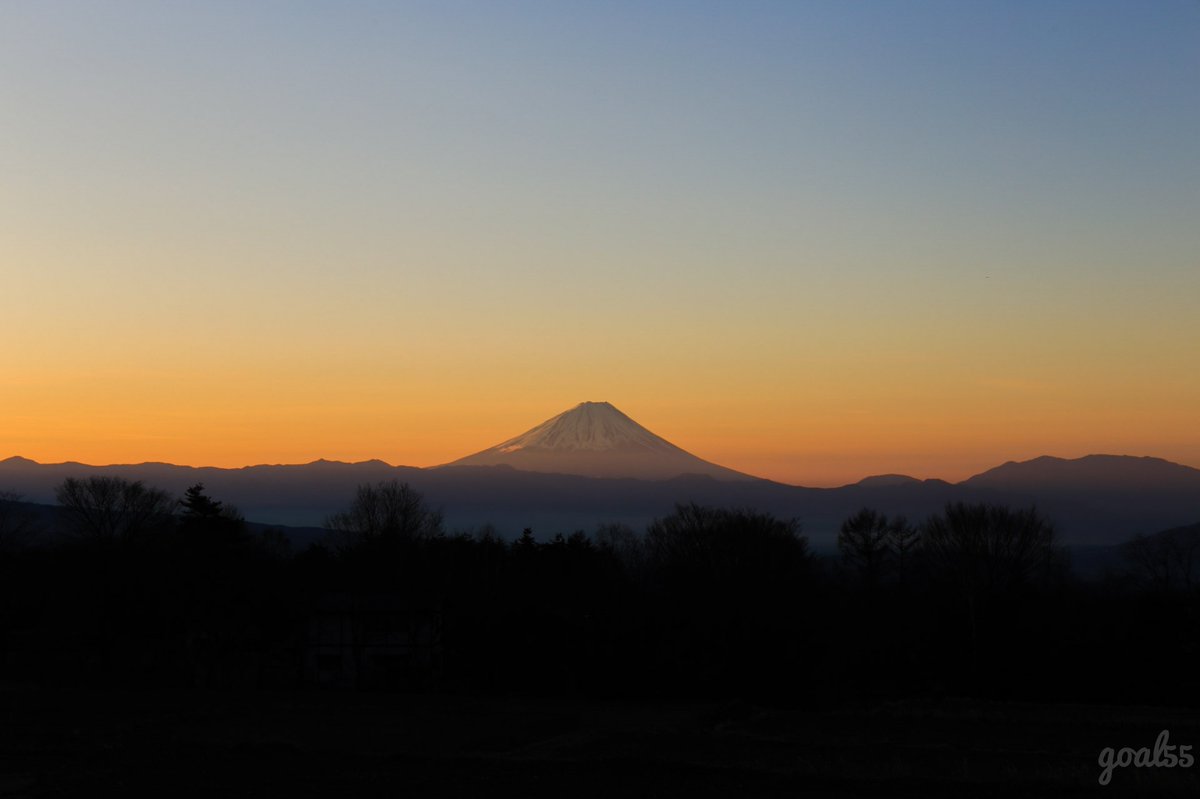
xmin=4 ymin=450 xmax=1199 ymax=546
xmin=964 ymin=454 xmax=1200 ymax=492
xmin=442 ymin=401 xmax=754 ymax=481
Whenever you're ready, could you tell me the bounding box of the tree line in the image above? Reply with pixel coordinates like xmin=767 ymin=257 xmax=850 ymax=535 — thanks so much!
xmin=0 ymin=476 xmax=1196 ymax=706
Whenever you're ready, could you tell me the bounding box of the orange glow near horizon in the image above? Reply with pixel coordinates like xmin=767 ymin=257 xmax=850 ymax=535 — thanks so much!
xmin=4 ymin=266 xmax=1200 ymax=486
xmin=5 ymin=369 xmax=1199 ymax=487
xmin=6 ymin=261 xmax=1198 ymax=487
xmin=3 ymin=4 xmax=1198 ymax=486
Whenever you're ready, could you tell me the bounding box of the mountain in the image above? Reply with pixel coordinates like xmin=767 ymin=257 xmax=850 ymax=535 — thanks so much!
xmin=442 ymin=401 xmax=754 ymax=481
xmin=3 ymin=449 xmax=1199 ymax=548
xmin=850 ymin=474 xmax=924 ymax=488
xmin=964 ymin=454 xmax=1200 ymax=492
xmin=958 ymin=454 xmax=1200 ymax=543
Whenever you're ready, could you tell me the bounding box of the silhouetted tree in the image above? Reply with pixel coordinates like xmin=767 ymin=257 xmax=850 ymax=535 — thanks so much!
xmin=325 ymin=480 xmax=443 ymax=552
xmin=565 ymin=530 xmax=592 ymax=551
xmin=594 ymin=522 xmax=644 ymax=573
xmin=258 ymin=527 xmax=292 ymax=560
xmin=922 ymin=502 xmax=1060 ymax=687
xmin=1124 ymin=524 xmax=1200 ymax=594
xmin=644 ymin=504 xmax=811 ymax=602
xmin=887 ymin=515 xmax=920 ymax=586
xmin=514 ymin=528 xmax=537 ymax=551
xmin=924 ymin=503 xmax=1058 ymax=594
xmin=180 ymin=483 xmax=224 ymax=520
xmin=0 ymin=491 xmax=37 ymax=552
xmin=470 ymin=522 xmax=501 ymax=543
xmin=642 ymin=504 xmax=812 ymax=695
xmin=178 ymin=483 xmax=248 ymax=549
xmin=838 ymin=508 xmax=893 ymax=586
xmin=55 ymin=476 xmax=174 ymax=544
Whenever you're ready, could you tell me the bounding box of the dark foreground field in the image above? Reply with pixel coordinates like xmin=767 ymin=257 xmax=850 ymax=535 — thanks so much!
xmin=3 ymin=686 xmax=1197 ymax=798
xmin=4 ymin=491 xmax=1199 ymax=796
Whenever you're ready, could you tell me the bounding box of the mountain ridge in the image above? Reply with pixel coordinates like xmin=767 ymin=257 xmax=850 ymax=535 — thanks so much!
xmin=5 ymin=404 xmax=1199 ymax=546
xmin=3 ymin=450 xmax=1199 ymax=546
xmin=6 ymin=451 xmax=1199 ymax=489
xmin=963 ymin=454 xmax=1200 ymax=490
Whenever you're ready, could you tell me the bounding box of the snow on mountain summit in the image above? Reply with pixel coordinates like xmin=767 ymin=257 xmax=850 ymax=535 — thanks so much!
xmin=494 ymin=401 xmax=685 ymax=454
xmin=444 ymin=402 xmax=753 ymax=481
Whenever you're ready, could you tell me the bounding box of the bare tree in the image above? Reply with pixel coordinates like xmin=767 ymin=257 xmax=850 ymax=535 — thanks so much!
xmin=923 ymin=502 xmax=1059 ymax=678
xmin=1124 ymin=524 xmax=1200 ymax=593
xmin=325 ymin=480 xmax=443 ymax=551
xmin=923 ymin=503 xmax=1058 ymax=594
xmin=644 ymin=503 xmax=809 ymax=591
xmin=55 ymin=476 xmax=175 ymax=543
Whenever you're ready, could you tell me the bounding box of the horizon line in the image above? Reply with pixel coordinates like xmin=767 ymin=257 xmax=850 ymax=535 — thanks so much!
xmin=3 ymin=451 xmax=1197 ymax=489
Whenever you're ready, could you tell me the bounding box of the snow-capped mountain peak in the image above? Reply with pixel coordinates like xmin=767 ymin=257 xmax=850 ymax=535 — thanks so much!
xmin=444 ymin=401 xmax=752 ymax=481
xmin=494 ymin=401 xmax=683 ymax=454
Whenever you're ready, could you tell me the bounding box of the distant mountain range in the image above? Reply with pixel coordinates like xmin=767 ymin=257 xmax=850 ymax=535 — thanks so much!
xmin=3 ymin=403 xmax=1199 ymax=547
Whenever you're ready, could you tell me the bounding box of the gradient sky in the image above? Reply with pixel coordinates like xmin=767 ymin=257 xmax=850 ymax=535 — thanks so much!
xmin=2 ymin=1 xmax=1198 ymax=486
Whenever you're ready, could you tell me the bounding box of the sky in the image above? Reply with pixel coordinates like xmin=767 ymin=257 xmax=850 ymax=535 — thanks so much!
xmin=2 ymin=0 xmax=1198 ymax=486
